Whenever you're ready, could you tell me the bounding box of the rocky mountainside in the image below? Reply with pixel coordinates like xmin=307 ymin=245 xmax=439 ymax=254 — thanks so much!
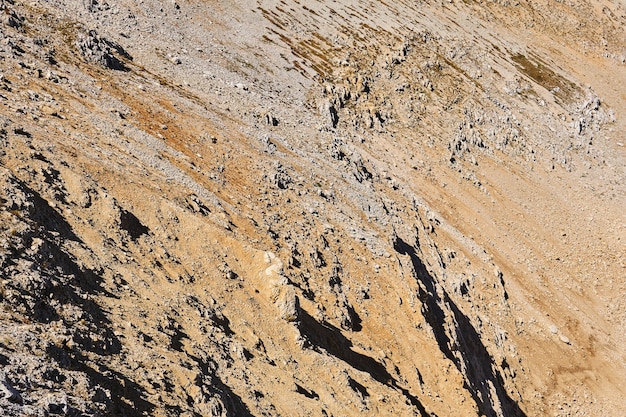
xmin=0 ymin=0 xmax=625 ymax=416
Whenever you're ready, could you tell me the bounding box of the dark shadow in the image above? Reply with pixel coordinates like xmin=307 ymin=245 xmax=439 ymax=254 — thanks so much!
xmin=188 ymin=354 xmax=254 ymax=417
xmin=169 ymin=324 xmax=188 ymax=352
xmin=24 ymin=180 xmax=80 ymax=242
xmin=346 ymin=375 xmax=369 ymax=399
xmin=103 ymin=37 xmax=133 ymax=69
xmin=9 ymin=181 xmax=119 ymax=344
xmin=393 ymin=237 xmax=454 ymax=360
xmin=394 ymin=236 xmax=527 ymax=417
xmin=184 ymin=294 xmax=234 ymax=336
xmin=300 ymin=310 xmax=390 ymax=384
xmin=4 ymin=178 xmax=153 ymax=415
xmin=328 ymin=260 xmax=362 ymax=332
xmin=295 ymin=383 xmax=319 ymax=400
xmin=291 ymin=278 xmax=316 ymax=301
xmin=13 ymin=127 xmax=32 ymax=138
xmin=119 ymin=209 xmax=150 ymax=240
xmin=39 ymin=165 xmax=69 ymax=204
xmin=85 ymin=30 xmax=133 ymax=72
xmin=344 ymin=303 xmax=363 ymax=332
xmin=46 ymin=346 xmax=155 ymax=415
xmin=300 ymin=310 xmax=429 ymax=416
xmin=207 ymin=311 xmax=233 ymax=337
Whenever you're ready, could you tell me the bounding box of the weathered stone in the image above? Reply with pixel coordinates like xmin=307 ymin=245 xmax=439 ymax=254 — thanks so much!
xmin=76 ymin=30 xmax=132 ymax=71
xmin=276 ymin=286 xmax=300 ymax=322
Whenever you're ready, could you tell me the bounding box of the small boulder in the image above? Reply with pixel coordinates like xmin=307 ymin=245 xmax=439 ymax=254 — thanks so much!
xmin=264 ymin=252 xmax=300 ymax=322
xmin=276 ymin=287 xmax=300 ymax=323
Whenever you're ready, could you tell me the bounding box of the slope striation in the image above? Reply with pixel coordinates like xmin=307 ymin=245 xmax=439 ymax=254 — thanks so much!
xmin=0 ymin=0 xmax=624 ymax=416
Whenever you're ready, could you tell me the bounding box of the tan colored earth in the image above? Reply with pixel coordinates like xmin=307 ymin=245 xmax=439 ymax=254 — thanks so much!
xmin=0 ymin=0 xmax=624 ymax=416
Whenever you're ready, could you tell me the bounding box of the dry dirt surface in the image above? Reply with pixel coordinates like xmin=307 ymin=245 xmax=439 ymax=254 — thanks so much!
xmin=0 ymin=0 xmax=625 ymax=416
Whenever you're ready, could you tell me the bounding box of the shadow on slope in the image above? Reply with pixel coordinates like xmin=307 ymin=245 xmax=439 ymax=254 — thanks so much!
xmin=46 ymin=346 xmax=155 ymax=415
xmin=189 ymin=353 xmax=254 ymax=417
xmin=300 ymin=309 xmax=430 ymax=416
xmin=394 ymin=236 xmax=526 ymax=417
xmin=2 ymin=176 xmax=155 ymax=415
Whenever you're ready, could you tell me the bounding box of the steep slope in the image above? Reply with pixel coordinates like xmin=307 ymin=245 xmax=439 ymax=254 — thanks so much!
xmin=0 ymin=0 xmax=624 ymax=416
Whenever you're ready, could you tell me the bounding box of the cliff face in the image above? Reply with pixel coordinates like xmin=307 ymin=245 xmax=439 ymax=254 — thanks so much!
xmin=0 ymin=0 xmax=625 ymax=416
